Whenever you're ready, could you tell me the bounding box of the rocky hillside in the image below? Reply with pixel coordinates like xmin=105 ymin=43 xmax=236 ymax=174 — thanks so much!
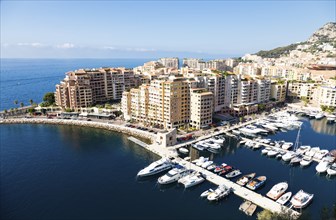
xmin=255 ymin=22 xmax=336 ymax=58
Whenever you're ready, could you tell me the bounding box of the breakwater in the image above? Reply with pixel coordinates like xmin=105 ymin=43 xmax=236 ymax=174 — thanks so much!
xmin=0 ymin=118 xmax=156 ymax=143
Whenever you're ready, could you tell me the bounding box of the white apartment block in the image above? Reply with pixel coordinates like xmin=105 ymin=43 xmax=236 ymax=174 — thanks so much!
xmin=158 ymin=57 xmax=179 ymax=69
xmin=317 ymin=85 xmax=336 ymax=107
xmin=190 ymin=88 xmax=213 ymax=129
xmin=270 ymin=83 xmax=287 ymax=102
xmin=288 ymin=82 xmax=319 ymax=100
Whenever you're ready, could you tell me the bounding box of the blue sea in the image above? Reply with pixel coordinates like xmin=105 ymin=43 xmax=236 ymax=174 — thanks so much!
xmin=1 ymin=59 xmax=336 ymax=220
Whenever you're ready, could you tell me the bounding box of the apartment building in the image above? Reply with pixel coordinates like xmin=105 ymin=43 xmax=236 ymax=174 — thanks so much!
xmin=183 ymin=58 xmax=201 ymax=69
xmin=158 ymin=57 xmax=179 ymax=69
xmin=288 ymin=82 xmax=319 ymax=100
xmin=317 ymin=85 xmax=336 ymax=107
xmin=270 ymin=82 xmax=287 ymax=102
xmin=190 ymin=88 xmax=213 ymax=129
xmin=257 ymin=79 xmax=271 ymax=103
xmin=55 ymin=68 xmax=140 ymax=109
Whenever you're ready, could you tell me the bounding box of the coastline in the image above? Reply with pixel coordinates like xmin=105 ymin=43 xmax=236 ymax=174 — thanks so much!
xmin=0 ymin=118 xmax=156 ymax=143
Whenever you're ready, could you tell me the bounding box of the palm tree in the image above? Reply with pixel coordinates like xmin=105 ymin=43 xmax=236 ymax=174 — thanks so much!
xmin=29 ymin=99 xmax=33 ymax=105
xmin=20 ymin=102 xmax=24 ymax=108
xmin=14 ymin=100 xmax=18 ymax=105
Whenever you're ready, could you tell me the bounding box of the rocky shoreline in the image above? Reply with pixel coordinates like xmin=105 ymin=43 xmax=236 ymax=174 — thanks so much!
xmin=0 ymin=118 xmax=156 ymax=143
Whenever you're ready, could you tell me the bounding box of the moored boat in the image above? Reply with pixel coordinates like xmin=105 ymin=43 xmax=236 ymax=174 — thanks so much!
xmin=276 ymin=192 xmax=292 ymax=205
xmin=207 ymin=164 xmax=217 ymax=171
xmin=225 ymin=169 xmax=242 ymax=179
xmin=300 ymin=155 xmax=313 ymax=167
xmin=236 ymin=173 xmax=256 ymax=186
xmin=200 ymin=188 xmax=214 ymax=198
xmin=327 ymin=163 xmax=336 ymax=176
xmin=316 ymin=158 xmax=331 ymax=173
xmin=137 ymin=157 xmax=173 ymax=177
xmin=290 ymin=190 xmax=314 ymax=209
xmin=266 ymin=182 xmax=288 ymax=200
xmin=290 ymin=155 xmax=303 ymax=165
xmin=178 ymin=147 xmax=189 ymax=154
xmin=158 ymin=165 xmax=191 ymax=184
xmin=218 ymin=165 xmax=233 ymax=176
xmin=178 ymin=171 xmax=205 ymax=188
xmin=207 ymin=184 xmax=231 ymax=201
xmin=246 ymin=176 xmax=267 ymax=190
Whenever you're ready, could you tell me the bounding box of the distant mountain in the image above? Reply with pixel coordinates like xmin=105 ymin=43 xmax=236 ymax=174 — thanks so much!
xmin=255 ymin=22 xmax=336 ymax=58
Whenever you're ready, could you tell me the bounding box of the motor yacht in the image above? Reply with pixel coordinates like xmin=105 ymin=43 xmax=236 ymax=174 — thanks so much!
xmin=315 ymin=158 xmax=331 ymax=173
xmin=327 ymin=163 xmax=336 ymax=176
xmin=203 ymin=141 xmax=221 ymax=153
xmin=296 ymin=145 xmax=311 ymax=155
xmin=305 ymin=147 xmax=320 ymax=157
xmin=261 ymin=147 xmax=271 ymax=155
xmin=315 ymin=112 xmax=325 ymax=120
xmin=206 ymin=164 xmax=217 ymax=171
xmin=290 ymin=155 xmax=303 ymax=165
xmin=196 ymin=157 xmax=209 ymax=166
xmin=225 ymin=169 xmax=242 ymax=179
xmin=282 ymin=151 xmax=296 ymax=162
xmin=276 ymin=192 xmax=292 ymax=205
xmin=200 ymin=188 xmax=214 ymax=198
xmin=267 ymin=149 xmax=279 ymax=157
xmin=178 ymin=147 xmax=189 ymax=154
xmin=282 ymin=142 xmax=293 ymax=150
xmin=290 ymin=190 xmax=314 ymax=209
xmin=314 ymin=149 xmax=329 ymax=160
xmin=214 ymin=163 xmax=227 ymax=173
xmin=236 ymin=173 xmax=256 ymax=186
xmin=276 ymin=150 xmax=286 ymax=159
xmin=207 ymin=137 xmax=224 ymax=145
xmin=201 ymin=160 xmax=214 ymax=168
xmin=246 ymin=176 xmax=267 ymax=190
xmin=218 ymin=165 xmax=233 ymax=176
xmin=326 ymin=114 xmax=336 ymax=123
xmin=207 ymin=184 xmax=231 ymax=201
xmin=253 ymin=143 xmax=263 ymax=150
xmin=178 ymin=171 xmax=205 ymax=188
xmin=192 ymin=143 xmax=207 ymax=151
xmin=157 ymin=165 xmax=191 ymax=184
xmin=137 ymin=157 xmax=173 ymax=177
xmin=300 ymin=155 xmax=313 ymax=167
xmin=266 ymin=182 xmax=288 ymax=200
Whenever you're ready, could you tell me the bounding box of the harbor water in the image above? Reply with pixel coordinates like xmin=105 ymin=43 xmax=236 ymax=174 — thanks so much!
xmin=1 ymin=118 xmax=335 ymax=220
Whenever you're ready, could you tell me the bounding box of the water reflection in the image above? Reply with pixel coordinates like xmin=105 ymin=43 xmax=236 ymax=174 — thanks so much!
xmin=308 ymin=118 xmax=336 ymax=136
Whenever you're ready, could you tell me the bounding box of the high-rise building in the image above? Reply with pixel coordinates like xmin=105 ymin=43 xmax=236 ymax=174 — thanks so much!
xmin=190 ymin=88 xmax=213 ymax=129
xmin=158 ymin=58 xmax=179 ymax=69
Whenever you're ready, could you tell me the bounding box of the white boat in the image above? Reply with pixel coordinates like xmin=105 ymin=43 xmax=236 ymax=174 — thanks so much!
xmin=253 ymin=143 xmax=263 ymax=149
xmin=276 ymin=151 xmax=286 ymax=159
xmin=178 ymin=171 xmax=205 ymax=188
xmin=208 ymin=137 xmax=224 ymax=145
xmin=327 ymin=163 xmax=336 ymax=176
xmin=315 ymin=112 xmax=325 ymax=120
xmin=290 ymin=190 xmax=314 ymax=209
xmin=207 ymin=184 xmax=231 ymax=201
xmin=200 ymin=188 xmax=214 ymax=198
xmin=232 ymin=129 xmax=241 ymax=135
xmin=267 ymin=149 xmax=279 ymax=157
xmin=290 ymin=155 xmax=303 ymax=165
xmin=207 ymin=164 xmax=217 ymax=171
xmin=137 ymin=157 xmax=173 ymax=177
xmin=192 ymin=143 xmax=207 ymax=151
xmin=196 ymin=157 xmax=209 ymax=166
xmin=276 ymin=192 xmax=292 ymax=205
xmin=316 ymin=158 xmax=331 ymax=173
xmin=262 ymin=124 xmax=278 ymax=131
xmin=261 ymin=147 xmax=271 ymax=155
xmin=282 ymin=151 xmax=297 ymax=162
xmin=201 ymin=160 xmax=214 ymax=168
xmin=225 ymin=169 xmax=242 ymax=179
xmin=314 ymin=149 xmax=329 ymax=160
xmin=296 ymin=145 xmax=311 ymax=155
xmin=178 ymin=147 xmax=189 ymax=154
xmin=266 ymin=182 xmax=288 ymax=200
xmin=300 ymin=156 xmax=313 ymax=167
xmin=203 ymin=141 xmax=221 ymax=153
xmin=157 ymin=165 xmax=191 ymax=184
xmin=236 ymin=173 xmax=256 ymax=186
xmin=305 ymin=147 xmax=320 ymax=157
xmin=192 ymin=156 xmax=205 ymax=164
xmin=282 ymin=142 xmax=293 ymax=150
xmin=246 ymin=176 xmax=267 ymax=191
xmin=326 ymin=114 xmax=336 ymax=123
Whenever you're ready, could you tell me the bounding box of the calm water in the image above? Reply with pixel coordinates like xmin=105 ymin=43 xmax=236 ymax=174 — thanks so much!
xmin=0 ymin=59 xmax=154 ymax=110
xmin=1 ymin=118 xmax=335 ymax=220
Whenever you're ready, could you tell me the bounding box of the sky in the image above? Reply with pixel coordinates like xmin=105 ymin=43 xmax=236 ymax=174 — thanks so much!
xmin=1 ymin=0 xmax=335 ymax=59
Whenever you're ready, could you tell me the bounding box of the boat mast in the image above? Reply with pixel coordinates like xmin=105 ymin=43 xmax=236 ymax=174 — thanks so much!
xmin=293 ymin=125 xmax=301 ymax=152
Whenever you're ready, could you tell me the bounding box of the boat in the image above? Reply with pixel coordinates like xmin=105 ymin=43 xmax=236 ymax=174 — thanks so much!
xmin=327 ymin=163 xmax=336 ymax=176
xmin=290 ymin=190 xmax=314 ymax=209
xmin=207 ymin=164 xmax=217 ymax=171
xmin=316 ymin=158 xmax=331 ymax=173
xmin=219 ymin=165 xmax=233 ymax=176
xmin=232 ymin=129 xmax=241 ymax=135
xmin=267 ymin=149 xmax=279 ymax=157
xmin=192 ymin=143 xmax=207 ymax=151
xmin=207 ymin=137 xmax=224 ymax=145
xmin=253 ymin=143 xmax=263 ymax=150
xmin=305 ymin=147 xmax=320 ymax=157
xmin=300 ymin=156 xmax=313 ymax=167
xmin=157 ymin=165 xmax=191 ymax=184
xmin=239 ymin=200 xmax=257 ymax=216
xmin=178 ymin=147 xmax=189 ymax=154
xmin=266 ymin=182 xmax=288 ymax=200
xmin=314 ymin=149 xmax=329 ymax=160
xmin=137 ymin=157 xmax=173 ymax=177
xmin=214 ymin=163 xmax=227 ymax=173
xmin=246 ymin=176 xmax=267 ymax=190
xmin=315 ymin=112 xmax=325 ymax=120
xmin=296 ymin=145 xmax=311 ymax=155
xmin=282 ymin=142 xmax=293 ymax=150
xmin=207 ymin=184 xmax=231 ymax=201
xmin=282 ymin=151 xmax=296 ymax=162
xmin=192 ymin=156 xmax=205 ymax=164
xmin=261 ymin=147 xmax=271 ymax=155
xmin=225 ymin=169 xmax=242 ymax=179
xmin=236 ymin=173 xmax=256 ymax=186
xmin=290 ymin=155 xmax=303 ymax=165
xmin=276 ymin=192 xmax=292 ymax=205
xmin=200 ymin=188 xmax=214 ymax=198
xmin=276 ymin=150 xmax=286 ymax=159
xmin=178 ymin=171 xmax=205 ymax=188
xmin=196 ymin=157 xmax=209 ymax=166
xmin=201 ymin=160 xmax=213 ymax=168
xmin=326 ymin=114 xmax=336 ymax=123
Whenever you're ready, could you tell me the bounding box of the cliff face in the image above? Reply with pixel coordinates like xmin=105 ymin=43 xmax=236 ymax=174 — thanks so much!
xmin=307 ymin=22 xmax=336 ymax=43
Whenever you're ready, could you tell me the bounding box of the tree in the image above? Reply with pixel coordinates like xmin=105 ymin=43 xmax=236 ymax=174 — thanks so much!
xmin=14 ymin=100 xmax=18 ymax=105
xmin=320 ymin=105 xmax=327 ymax=112
xmin=43 ymin=92 xmax=55 ymax=105
xmin=28 ymin=108 xmax=35 ymax=114
xmin=20 ymin=102 xmax=24 ymax=108
xmin=29 ymin=99 xmax=34 ymax=105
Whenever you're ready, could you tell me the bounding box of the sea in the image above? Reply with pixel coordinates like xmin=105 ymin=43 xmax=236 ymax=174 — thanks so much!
xmin=1 ymin=59 xmax=336 ymax=220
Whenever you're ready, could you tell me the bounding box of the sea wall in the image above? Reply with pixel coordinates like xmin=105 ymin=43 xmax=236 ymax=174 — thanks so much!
xmin=0 ymin=118 xmax=156 ymax=143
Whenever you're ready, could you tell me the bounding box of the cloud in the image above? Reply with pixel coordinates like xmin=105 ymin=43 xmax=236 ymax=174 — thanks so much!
xmin=56 ymin=43 xmax=75 ymax=49
xmin=17 ymin=42 xmax=45 ymax=47
xmin=125 ymin=47 xmax=156 ymax=52
xmin=103 ymin=46 xmax=117 ymax=50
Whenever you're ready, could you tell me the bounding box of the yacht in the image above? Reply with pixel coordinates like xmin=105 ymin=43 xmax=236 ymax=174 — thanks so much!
xmin=290 ymin=155 xmax=303 ymax=165
xmin=207 ymin=137 xmax=224 ymax=145
xmin=246 ymin=176 xmax=267 ymax=190
xmin=232 ymin=129 xmax=241 ymax=135
xmin=282 ymin=151 xmax=296 ymax=162
xmin=326 ymin=114 xmax=336 ymax=123
xmin=282 ymin=142 xmax=293 ymax=150
xmin=206 ymin=164 xmax=217 ymax=171
xmin=157 ymin=165 xmax=191 ymax=184
xmin=276 ymin=150 xmax=286 ymax=159
xmin=327 ymin=163 xmax=336 ymax=176
xmin=296 ymin=145 xmax=311 ymax=155
xmin=178 ymin=171 xmax=205 ymax=188
xmin=315 ymin=158 xmax=331 ymax=173
xmin=261 ymin=147 xmax=271 ymax=155
xmin=314 ymin=149 xmax=329 ymax=160
xmin=178 ymin=147 xmax=189 ymax=154
xmin=137 ymin=158 xmax=173 ymax=177
xmin=192 ymin=156 xmax=206 ymax=164
xmin=290 ymin=190 xmax=314 ymax=209
xmin=305 ymin=147 xmax=320 ymax=157
xmin=253 ymin=143 xmax=263 ymax=150
xmin=196 ymin=157 xmax=209 ymax=166
xmin=315 ymin=112 xmax=325 ymax=120
xmin=262 ymin=124 xmax=278 ymax=131
xmin=225 ymin=169 xmax=242 ymax=179
xmin=266 ymin=182 xmax=288 ymax=200
xmin=276 ymin=192 xmax=292 ymax=205
xmin=203 ymin=141 xmax=221 ymax=153
xmin=300 ymin=156 xmax=313 ymax=167
xmin=201 ymin=160 xmax=214 ymax=168
xmin=214 ymin=163 xmax=227 ymax=173
xmin=200 ymin=188 xmax=214 ymax=198
xmin=192 ymin=143 xmax=207 ymax=151
xmin=207 ymin=184 xmax=231 ymax=201
xmin=236 ymin=173 xmax=256 ymax=186
xmin=218 ymin=165 xmax=233 ymax=176
xmin=267 ymin=148 xmax=279 ymax=157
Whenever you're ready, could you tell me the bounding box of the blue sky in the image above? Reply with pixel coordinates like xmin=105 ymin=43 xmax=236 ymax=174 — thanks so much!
xmin=1 ymin=0 xmax=335 ymax=58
